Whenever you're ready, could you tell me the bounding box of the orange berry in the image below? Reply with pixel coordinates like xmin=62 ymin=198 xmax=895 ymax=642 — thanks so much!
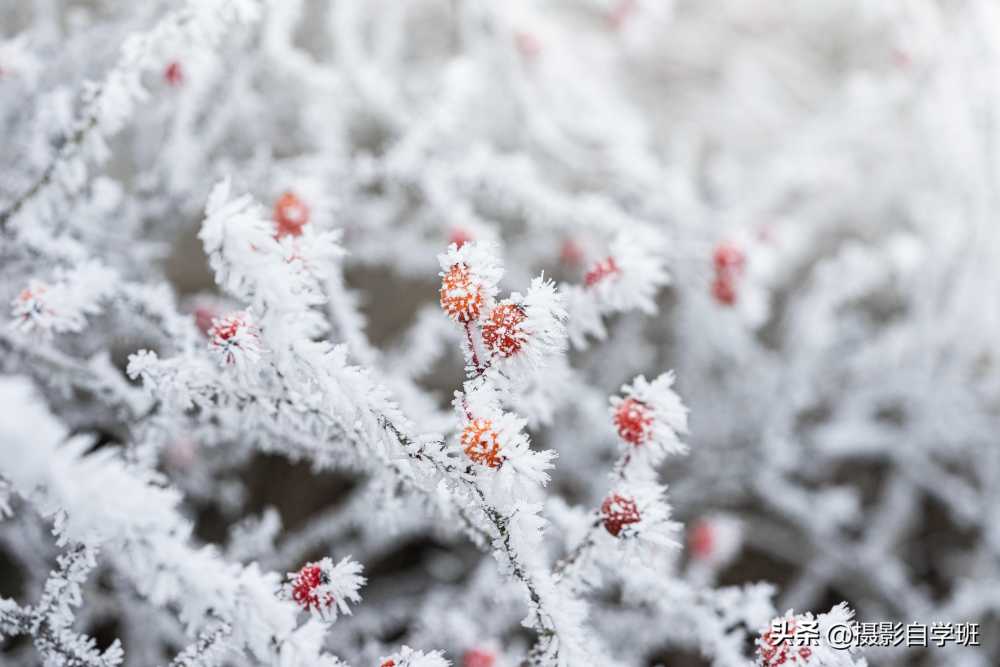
xmin=460 ymin=419 xmax=503 ymax=468
xmin=274 ymin=191 xmax=310 ymax=238
xmin=440 ymin=264 xmax=484 ymax=323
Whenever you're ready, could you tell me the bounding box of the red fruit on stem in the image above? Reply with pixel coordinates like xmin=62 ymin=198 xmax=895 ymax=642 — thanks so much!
xmin=585 ymin=257 xmax=619 ymax=287
xmin=613 ymin=397 xmax=653 ymax=446
xmin=689 ymin=520 xmax=715 ymax=560
xmin=274 ymin=191 xmax=310 ymax=238
xmin=440 ymin=264 xmax=485 ymax=323
xmin=463 ymin=648 xmax=496 ymax=667
xmin=601 ymin=493 xmax=641 ymax=537
xmin=713 ymin=242 xmax=745 ymax=273
xmin=290 ymin=563 xmax=334 ymax=612
xmin=481 ymin=303 xmax=527 ymax=358
xmin=758 ymin=621 xmax=814 ymax=666
xmin=449 ymin=228 xmax=473 ymax=249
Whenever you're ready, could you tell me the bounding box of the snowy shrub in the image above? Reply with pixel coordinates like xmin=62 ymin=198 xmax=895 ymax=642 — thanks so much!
xmin=1 ymin=1 xmax=995 ymax=666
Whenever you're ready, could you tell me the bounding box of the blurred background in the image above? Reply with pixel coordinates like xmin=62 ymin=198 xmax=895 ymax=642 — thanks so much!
xmin=4 ymin=1 xmax=1000 ymax=666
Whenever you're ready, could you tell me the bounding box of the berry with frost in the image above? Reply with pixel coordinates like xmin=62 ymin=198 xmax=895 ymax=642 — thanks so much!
xmin=449 ymin=228 xmax=472 ymax=249
xmin=757 ymin=604 xmax=866 ymax=667
xmin=437 ymin=242 xmax=502 ymax=324
xmin=455 ymin=391 xmax=556 ymax=502
xmin=610 ymin=373 xmax=689 ymax=464
xmin=577 ymin=229 xmax=668 ymax=317
xmin=597 ymin=482 xmax=681 ymax=556
xmin=601 ymin=493 xmax=641 ymax=537
xmin=281 ymin=556 xmax=365 ymax=621
xmin=208 ymin=311 xmax=262 ymax=369
xmin=613 ymin=398 xmax=653 ymax=446
xmin=274 ymin=191 xmax=310 ymax=238
xmin=460 ymin=418 xmax=503 ymax=469
xmin=584 ymin=257 xmax=619 ymax=287
xmin=482 ymin=303 xmax=526 ymax=358
xmin=713 ymin=242 xmax=745 ymax=273
xmin=440 ymin=264 xmax=484 ymax=324
xmin=290 ymin=563 xmax=331 ymax=611
xmin=711 ymin=241 xmax=745 ymax=306
xmin=758 ymin=621 xmax=813 ymax=667
xmin=482 ymin=278 xmax=566 ymax=374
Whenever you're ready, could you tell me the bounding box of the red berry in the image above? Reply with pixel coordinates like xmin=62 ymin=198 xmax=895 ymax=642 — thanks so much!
xmin=560 ymin=239 xmax=584 ymax=266
xmin=584 ymin=257 xmax=619 ymax=287
xmin=688 ymin=520 xmax=714 ymax=560
xmin=757 ymin=620 xmax=813 ymax=666
xmin=713 ymin=242 xmax=745 ymax=273
xmin=380 ymin=661 xmax=396 ymax=667
xmin=209 ymin=318 xmax=240 ymax=342
xmin=601 ymin=493 xmax=641 ymax=537
xmin=449 ymin=228 xmax=473 ymax=249
xmin=290 ymin=563 xmax=334 ymax=612
xmin=463 ymin=648 xmax=496 ymax=667
xmin=274 ymin=191 xmax=310 ymax=238
xmin=613 ymin=397 xmax=653 ymax=446
xmin=164 ymin=62 xmax=183 ymax=86
xmin=481 ymin=303 xmax=527 ymax=358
